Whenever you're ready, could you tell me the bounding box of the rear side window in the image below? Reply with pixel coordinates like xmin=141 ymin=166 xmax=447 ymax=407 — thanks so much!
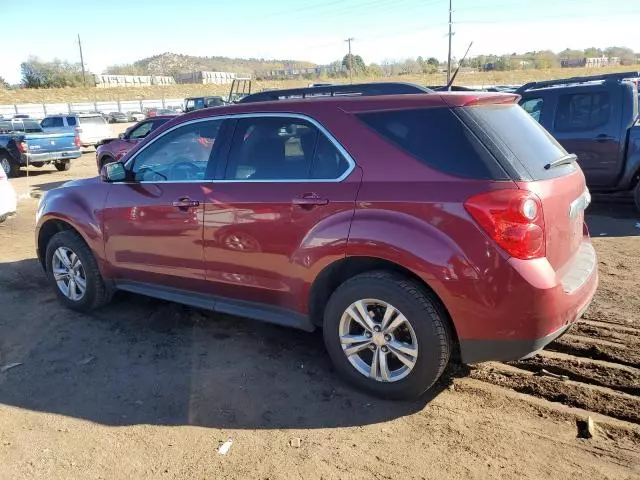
xmin=42 ymin=117 xmax=63 ymax=128
xmin=225 ymin=117 xmax=350 ymax=181
xmin=79 ymin=116 xmax=106 ymax=126
xmin=554 ymin=92 xmax=611 ymax=132
xmin=66 ymin=116 xmax=77 ymax=126
xmin=463 ymin=104 xmax=572 ymax=180
xmin=23 ymin=121 xmax=43 ymax=133
xmin=357 ymin=108 xmax=506 ymax=179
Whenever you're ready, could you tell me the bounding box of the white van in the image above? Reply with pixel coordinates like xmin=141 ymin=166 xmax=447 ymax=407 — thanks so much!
xmin=41 ymin=113 xmax=111 ymax=148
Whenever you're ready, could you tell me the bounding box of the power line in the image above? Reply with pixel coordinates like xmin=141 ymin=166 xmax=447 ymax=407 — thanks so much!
xmin=345 ymin=37 xmax=354 ymax=83
xmin=77 ymin=34 xmax=86 ymax=86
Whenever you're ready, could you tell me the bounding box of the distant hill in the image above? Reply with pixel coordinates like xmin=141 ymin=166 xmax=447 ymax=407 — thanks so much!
xmin=104 ymin=53 xmax=316 ymax=76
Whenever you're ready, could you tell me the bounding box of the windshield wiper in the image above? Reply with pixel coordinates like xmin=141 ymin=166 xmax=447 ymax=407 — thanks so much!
xmin=544 ymin=153 xmax=578 ymax=170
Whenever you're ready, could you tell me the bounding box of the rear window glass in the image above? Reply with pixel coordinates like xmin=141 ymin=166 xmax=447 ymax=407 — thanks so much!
xmin=461 ymin=104 xmax=574 ymax=180
xmin=79 ymin=116 xmax=106 ymax=126
xmin=357 ymin=108 xmax=507 ymax=180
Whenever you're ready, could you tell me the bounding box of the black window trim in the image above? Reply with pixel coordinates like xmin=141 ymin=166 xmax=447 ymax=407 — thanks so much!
xmin=121 ymin=113 xmax=356 ymax=184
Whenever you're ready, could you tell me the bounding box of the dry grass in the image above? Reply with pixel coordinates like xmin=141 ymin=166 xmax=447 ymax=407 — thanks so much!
xmin=0 ymin=66 xmax=636 ymax=104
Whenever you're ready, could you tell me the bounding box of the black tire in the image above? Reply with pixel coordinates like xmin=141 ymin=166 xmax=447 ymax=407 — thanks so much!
xmin=45 ymin=230 xmax=112 ymax=312
xmin=99 ymin=156 xmax=114 ymax=170
xmin=0 ymin=155 xmax=19 ymax=178
xmin=634 ymin=182 xmax=640 ymax=214
xmin=323 ymin=271 xmax=451 ymax=399
xmin=55 ymin=160 xmax=71 ymax=171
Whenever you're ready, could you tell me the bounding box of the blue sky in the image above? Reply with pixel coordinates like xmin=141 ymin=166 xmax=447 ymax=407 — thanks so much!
xmin=1 ymin=0 xmax=638 ymax=83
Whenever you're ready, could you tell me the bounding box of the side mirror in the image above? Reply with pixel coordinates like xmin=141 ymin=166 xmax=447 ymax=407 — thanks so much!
xmin=101 ymin=162 xmax=127 ymax=182
xmin=118 ymin=133 xmax=125 ymax=140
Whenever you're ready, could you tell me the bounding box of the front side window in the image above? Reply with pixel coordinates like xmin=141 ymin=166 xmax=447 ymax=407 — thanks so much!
xmin=554 ymin=92 xmax=611 ymax=132
xmin=520 ymin=97 xmax=544 ymax=123
xmin=66 ymin=116 xmax=77 ymax=126
xmin=224 ymin=117 xmax=349 ymax=181
xmin=131 ymin=120 xmax=221 ymax=182
xmin=128 ymin=121 xmax=153 ymax=139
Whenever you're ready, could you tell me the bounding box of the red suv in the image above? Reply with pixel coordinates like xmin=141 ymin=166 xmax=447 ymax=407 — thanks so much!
xmin=35 ymin=83 xmax=597 ymax=399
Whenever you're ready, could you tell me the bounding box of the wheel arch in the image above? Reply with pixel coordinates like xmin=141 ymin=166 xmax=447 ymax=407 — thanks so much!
xmin=308 ymin=255 xmax=460 ymax=356
xmin=37 ymin=218 xmax=95 ymax=271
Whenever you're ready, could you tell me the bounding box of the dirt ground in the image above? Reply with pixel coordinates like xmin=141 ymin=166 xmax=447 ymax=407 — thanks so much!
xmin=0 ymin=128 xmax=639 ymax=479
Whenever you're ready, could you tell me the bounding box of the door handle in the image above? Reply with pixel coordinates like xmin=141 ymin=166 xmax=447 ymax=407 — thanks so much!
xmin=595 ymin=134 xmax=614 ymax=143
xmin=172 ymin=197 xmax=200 ymax=209
xmin=292 ymin=194 xmax=329 ymax=207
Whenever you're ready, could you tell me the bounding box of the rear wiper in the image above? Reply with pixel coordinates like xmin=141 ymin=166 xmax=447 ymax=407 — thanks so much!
xmin=544 ymin=154 xmax=578 ymax=170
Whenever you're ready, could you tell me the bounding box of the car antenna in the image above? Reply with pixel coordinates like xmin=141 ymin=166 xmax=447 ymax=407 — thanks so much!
xmin=446 ymin=41 xmax=473 ymax=91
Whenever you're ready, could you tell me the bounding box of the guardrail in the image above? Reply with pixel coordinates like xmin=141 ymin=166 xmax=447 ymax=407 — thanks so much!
xmin=0 ymin=98 xmax=185 ymax=120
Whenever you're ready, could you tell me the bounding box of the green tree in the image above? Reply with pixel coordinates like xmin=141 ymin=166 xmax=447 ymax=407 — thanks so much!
xmin=426 ymin=57 xmax=439 ymax=67
xmin=0 ymin=77 xmax=9 ymax=89
xmin=342 ymin=54 xmax=366 ymax=73
xmin=104 ymin=64 xmax=148 ymax=75
xmin=366 ymin=63 xmax=384 ymax=77
xmin=558 ymin=48 xmax=585 ymax=60
xmin=583 ymin=47 xmax=603 ymax=58
xmin=20 ymin=56 xmax=85 ymax=88
xmin=604 ymin=46 xmax=637 ymax=65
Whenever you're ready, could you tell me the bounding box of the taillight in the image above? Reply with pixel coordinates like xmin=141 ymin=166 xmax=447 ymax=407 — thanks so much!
xmin=74 ymin=135 xmax=81 ymax=148
xmin=18 ymin=141 xmax=28 ymax=153
xmin=464 ymin=189 xmax=545 ymax=260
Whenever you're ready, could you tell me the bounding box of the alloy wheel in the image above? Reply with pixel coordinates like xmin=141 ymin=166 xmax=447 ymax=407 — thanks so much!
xmin=51 ymin=246 xmax=87 ymax=301
xmin=338 ymin=299 xmax=418 ymax=382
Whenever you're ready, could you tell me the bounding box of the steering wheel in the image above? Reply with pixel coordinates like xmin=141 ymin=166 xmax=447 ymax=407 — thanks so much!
xmin=170 ymin=160 xmax=201 ymax=180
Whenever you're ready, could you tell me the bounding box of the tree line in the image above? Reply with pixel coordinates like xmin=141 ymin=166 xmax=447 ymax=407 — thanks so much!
xmin=5 ymin=46 xmax=638 ymax=89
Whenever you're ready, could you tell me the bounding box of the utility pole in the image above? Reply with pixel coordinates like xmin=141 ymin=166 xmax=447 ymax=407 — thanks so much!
xmin=447 ymin=0 xmax=453 ymax=84
xmin=345 ymin=37 xmax=354 ymax=84
xmin=78 ymin=34 xmax=86 ymax=86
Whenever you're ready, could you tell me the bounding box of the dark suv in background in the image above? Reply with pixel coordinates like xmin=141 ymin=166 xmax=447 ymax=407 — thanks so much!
xmin=35 ymin=83 xmax=597 ymax=399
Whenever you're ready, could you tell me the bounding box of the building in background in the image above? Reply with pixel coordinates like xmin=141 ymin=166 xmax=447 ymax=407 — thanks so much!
xmin=94 ymin=75 xmax=175 ymax=88
xmin=560 ymin=56 xmax=621 ymax=68
xmin=175 ymin=71 xmax=239 ymax=85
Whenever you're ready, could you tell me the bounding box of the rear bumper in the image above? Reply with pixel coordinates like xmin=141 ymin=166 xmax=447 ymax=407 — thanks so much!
xmin=20 ymin=150 xmax=81 ymax=165
xmin=455 ymin=238 xmax=598 ymax=364
xmin=460 ymin=308 xmax=584 ymax=363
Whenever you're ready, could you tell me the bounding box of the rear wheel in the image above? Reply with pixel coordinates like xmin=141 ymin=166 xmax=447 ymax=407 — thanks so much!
xmin=323 ymin=271 xmax=451 ymax=399
xmin=45 ymin=230 xmax=112 ymax=312
xmin=0 ymin=155 xmax=19 ymax=178
xmin=55 ymin=160 xmax=71 ymax=172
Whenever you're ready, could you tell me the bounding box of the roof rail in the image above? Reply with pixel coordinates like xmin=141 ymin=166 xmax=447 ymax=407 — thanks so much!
xmin=237 ymin=82 xmax=433 ymax=104
xmin=516 ymin=71 xmax=640 ymax=93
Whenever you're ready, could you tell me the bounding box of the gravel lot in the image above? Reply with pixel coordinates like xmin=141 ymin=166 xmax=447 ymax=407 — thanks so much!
xmin=1 ymin=126 xmax=639 ymax=479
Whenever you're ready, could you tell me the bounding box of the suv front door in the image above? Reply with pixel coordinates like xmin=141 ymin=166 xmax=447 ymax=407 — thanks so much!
xmin=102 ymin=118 xmax=225 ymax=293
xmin=201 ymin=115 xmax=361 ymax=320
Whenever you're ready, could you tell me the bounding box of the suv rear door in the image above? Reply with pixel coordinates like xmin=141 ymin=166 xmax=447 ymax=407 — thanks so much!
xmin=201 ymin=114 xmax=361 ymax=319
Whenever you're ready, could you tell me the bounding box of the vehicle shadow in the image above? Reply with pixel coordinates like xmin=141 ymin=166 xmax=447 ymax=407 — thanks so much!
xmin=31 ymin=180 xmax=71 ymax=194
xmin=0 ymin=258 xmax=455 ymax=430
xmin=586 ymin=197 xmax=640 ymax=238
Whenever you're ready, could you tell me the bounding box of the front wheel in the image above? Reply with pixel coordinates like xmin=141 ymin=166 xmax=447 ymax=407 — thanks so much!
xmin=0 ymin=155 xmax=19 ymax=178
xmin=55 ymin=160 xmax=71 ymax=171
xmin=323 ymin=271 xmax=451 ymax=399
xmin=45 ymin=230 xmax=112 ymax=312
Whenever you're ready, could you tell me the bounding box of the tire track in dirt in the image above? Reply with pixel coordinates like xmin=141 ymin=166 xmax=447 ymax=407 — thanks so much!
xmin=470 ymin=362 xmax=640 ymax=424
xmin=549 ymin=334 xmax=640 ymax=369
xmin=510 ymin=351 xmax=640 ymax=396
